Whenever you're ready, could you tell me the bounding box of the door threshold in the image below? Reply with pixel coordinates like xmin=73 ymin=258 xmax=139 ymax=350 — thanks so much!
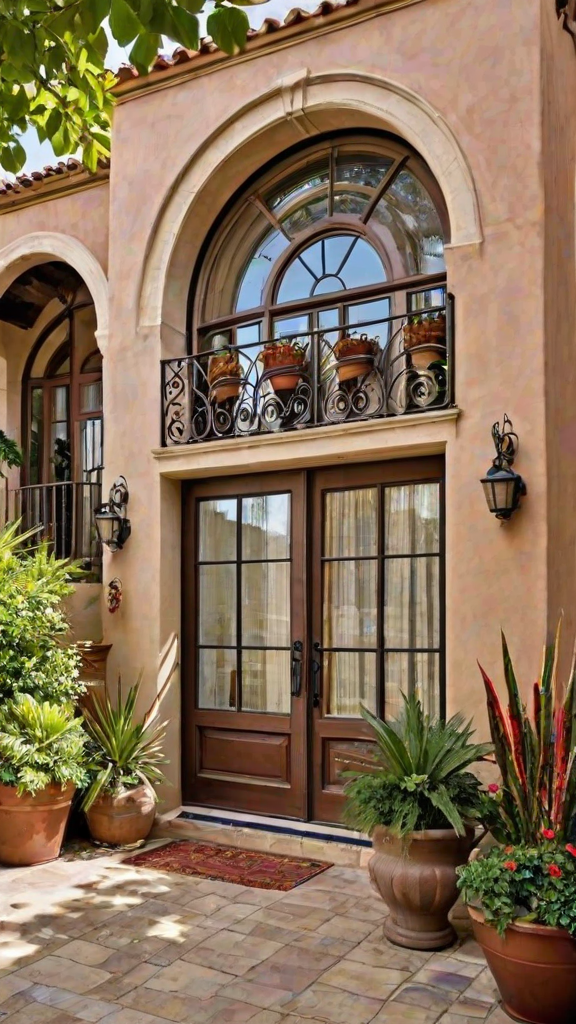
xmin=177 ymin=805 xmax=370 ymax=847
xmin=153 ymin=805 xmax=372 ymax=867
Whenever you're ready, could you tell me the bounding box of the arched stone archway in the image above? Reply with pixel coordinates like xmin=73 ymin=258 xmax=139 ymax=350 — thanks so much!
xmin=0 ymin=232 xmax=109 ymax=349
xmin=139 ymin=70 xmax=482 ymax=340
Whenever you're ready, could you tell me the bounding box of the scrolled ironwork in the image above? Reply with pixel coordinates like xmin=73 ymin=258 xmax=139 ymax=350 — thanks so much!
xmin=161 ymin=299 xmax=453 ymax=445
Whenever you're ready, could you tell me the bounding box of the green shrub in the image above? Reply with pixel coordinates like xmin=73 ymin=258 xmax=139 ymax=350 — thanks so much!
xmin=81 ymin=676 xmax=168 ymax=811
xmin=343 ymin=695 xmax=492 ymax=837
xmin=0 ymin=694 xmax=88 ymax=795
xmin=0 ymin=522 xmax=83 ymax=703
xmin=457 ymin=837 xmax=576 ymax=937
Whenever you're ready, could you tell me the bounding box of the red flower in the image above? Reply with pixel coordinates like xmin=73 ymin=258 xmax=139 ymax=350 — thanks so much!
xmin=504 ymin=846 xmax=514 ymax=854
xmin=503 ymin=860 xmax=517 ymax=872
xmin=542 ymin=828 xmax=555 ymax=840
xmin=548 ymin=864 xmax=563 ymax=879
xmin=566 ymin=844 xmax=576 ymax=857
xmin=488 ymin=783 xmax=500 ymax=794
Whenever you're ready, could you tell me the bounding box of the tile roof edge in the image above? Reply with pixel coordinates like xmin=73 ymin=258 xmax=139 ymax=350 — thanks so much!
xmin=0 ymin=158 xmax=110 ymax=211
xmin=113 ymin=0 xmax=420 ymax=96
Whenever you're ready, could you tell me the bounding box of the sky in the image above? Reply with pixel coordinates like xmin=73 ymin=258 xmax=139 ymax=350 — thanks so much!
xmin=11 ymin=1 xmax=319 ymax=174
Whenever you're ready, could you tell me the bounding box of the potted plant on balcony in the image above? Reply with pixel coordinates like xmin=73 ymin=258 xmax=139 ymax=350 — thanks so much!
xmin=403 ymin=312 xmax=446 ymax=370
xmin=207 ymin=344 xmax=243 ymax=405
xmin=81 ymin=674 xmax=169 ymax=847
xmin=457 ymin=627 xmax=576 ymax=1024
xmin=334 ymin=332 xmax=378 ymax=382
xmin=0 ymin=694 xmax=87 ymax=865
xmin=258 ymin=338 xmax=308 ymax=392
xmin=343 ymin=695 xmax=491 ymax=950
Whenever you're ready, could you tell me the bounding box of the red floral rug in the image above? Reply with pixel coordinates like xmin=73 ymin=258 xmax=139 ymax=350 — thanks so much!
xmin=124 ymin=840 xmax=332 ymax=890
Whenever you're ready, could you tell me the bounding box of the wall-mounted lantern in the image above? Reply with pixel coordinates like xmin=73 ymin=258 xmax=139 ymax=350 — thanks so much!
xmin=94 ymin=477 xmax=131 ymax=551
xmin=480 ymin=415 xmax=526 ymax=521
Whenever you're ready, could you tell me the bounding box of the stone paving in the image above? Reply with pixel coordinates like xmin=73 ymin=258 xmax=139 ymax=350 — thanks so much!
xmin=0 ymin=842 xmax=510 ymax=1024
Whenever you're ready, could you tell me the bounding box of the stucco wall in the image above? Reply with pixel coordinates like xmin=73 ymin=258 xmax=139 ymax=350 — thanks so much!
xmin=541 ymin=0 xmax=576 ymax=672
xmin=0 ymin=0 xmax=565 ymax=813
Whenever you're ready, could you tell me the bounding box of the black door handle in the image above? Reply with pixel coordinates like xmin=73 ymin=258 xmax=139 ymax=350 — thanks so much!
xmin=291 ymin=640 xmax=303 ymax=697
xmin=312 ymin=641 xmax=322 ymax=708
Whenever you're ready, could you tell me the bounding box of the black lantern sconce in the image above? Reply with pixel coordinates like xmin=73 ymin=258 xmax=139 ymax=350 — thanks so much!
xmin=94 ymin=477 xmax=131 ymax=551
xmin=480 ymin=415 xmax=526 ymax=521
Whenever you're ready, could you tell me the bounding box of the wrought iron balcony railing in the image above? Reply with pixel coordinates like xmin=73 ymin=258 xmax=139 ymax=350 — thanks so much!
xmin=161 ymin=298 xmax=453 ymax=447
xmin=6 ymin=479 xmax=103 ymax=581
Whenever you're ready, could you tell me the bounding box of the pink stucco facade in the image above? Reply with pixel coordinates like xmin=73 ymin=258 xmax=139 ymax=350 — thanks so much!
xmin=0 ymin=0 xmax=575 ymax=813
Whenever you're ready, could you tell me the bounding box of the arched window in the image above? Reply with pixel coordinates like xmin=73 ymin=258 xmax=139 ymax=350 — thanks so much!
xmin=26 ymin=302 xmax=103 ymax=487
xmin=193 ymin=134 xmax=448 ymax=352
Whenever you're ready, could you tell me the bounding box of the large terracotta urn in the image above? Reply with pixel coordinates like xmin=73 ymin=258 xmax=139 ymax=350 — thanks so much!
xmin=369 ymin=825 xmax=475 ymax=950
xmin=86 ymin=784 xmax=156 ymax=846
xmin=468 ymin=906 xmax=576 ymax=1024
xmin=0 ymin=782 xmax=75 ymax=866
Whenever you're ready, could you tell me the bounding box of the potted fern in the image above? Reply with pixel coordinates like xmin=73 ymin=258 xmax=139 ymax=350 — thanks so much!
xmin=457 ymin=627 xmax=576 ymax=1024
xmin=81 ymin=675 xmax=169 ymax=847
xmin=0 ymin=695 xmax=87 ymax=866
xmin=344 ymin=695 xmax=491 ymax=950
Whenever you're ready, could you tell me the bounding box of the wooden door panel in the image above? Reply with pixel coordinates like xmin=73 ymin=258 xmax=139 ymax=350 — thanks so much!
xmin=310 ymin=457 xmax=444 ymax=824
xmin=182 ymin=471 xmax=307 ymax=820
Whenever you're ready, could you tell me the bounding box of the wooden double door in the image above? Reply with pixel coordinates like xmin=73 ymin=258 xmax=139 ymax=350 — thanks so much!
xmin=182 ymin=457 xmax=444 ymax=824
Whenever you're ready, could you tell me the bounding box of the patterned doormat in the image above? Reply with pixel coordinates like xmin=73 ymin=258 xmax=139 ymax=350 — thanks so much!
xmin=123 ymin=840 xmax=332 ymax=890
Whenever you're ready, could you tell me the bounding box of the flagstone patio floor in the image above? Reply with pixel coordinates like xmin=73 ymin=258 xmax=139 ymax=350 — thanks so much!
xmin=0 ymin=842 xmax=510 ymax=1024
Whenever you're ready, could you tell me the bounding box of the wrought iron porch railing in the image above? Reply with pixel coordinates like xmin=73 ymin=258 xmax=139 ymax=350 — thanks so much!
xmin=6 ymin=479 xmax=103 ymax=580
xmin=161 ymin=299 xmax=453 ymax=447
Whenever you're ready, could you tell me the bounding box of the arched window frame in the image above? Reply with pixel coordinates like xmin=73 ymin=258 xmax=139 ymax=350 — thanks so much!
xmin=22 ymin=301 xmax=103 ymax=487
xmin=191 ymin=132 xmax=450 ymax=354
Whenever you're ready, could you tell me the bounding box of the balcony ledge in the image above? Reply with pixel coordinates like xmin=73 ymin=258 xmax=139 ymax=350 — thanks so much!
xmin=152 ymin=406 xmax=460 ymax=479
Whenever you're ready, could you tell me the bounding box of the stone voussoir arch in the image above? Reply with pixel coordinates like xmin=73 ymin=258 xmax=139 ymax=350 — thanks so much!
xmin=139 ymin=70 xmax=483 ymax=333
xmin=0 ymin=231 xmax=109 ymax=349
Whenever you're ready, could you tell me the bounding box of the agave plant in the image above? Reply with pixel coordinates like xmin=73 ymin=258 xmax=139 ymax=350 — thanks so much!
xmin=478 ymin=623 xmax=576 ymax=844
xmin=81 ymin=675 xmax=169 ymax=812
xmin=0 ymin=694 xmax=87 ymax=795
xmin=343 ymin=694 xmax=492 ymax=837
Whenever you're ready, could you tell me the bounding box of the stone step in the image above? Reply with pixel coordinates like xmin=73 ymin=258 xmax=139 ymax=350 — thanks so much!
xmin=152 ymin=808 xmax=373 ymax=868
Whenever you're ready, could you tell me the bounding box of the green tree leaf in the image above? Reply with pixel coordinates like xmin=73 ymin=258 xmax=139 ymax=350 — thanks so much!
xmin=207 ymin=6 xmax=249 ymax=54
xmin=170 ymin=7 xmax=199 ymax=50
xmin=109 ymin=0 xmax=143 ymax=46
xmin=129 ymin=30 xmax=162 ymax=73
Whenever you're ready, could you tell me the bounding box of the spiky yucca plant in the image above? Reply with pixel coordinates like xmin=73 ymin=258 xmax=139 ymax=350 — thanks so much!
xmin=0 ymin=694 xmax=87 ymax=795
xmin=81 ymin=676 xmax=169 ymax=812
xmin=479 ymin=624 xmax=576 ymax=844
xmin=343 ymin=695 xmax=492 ymax=837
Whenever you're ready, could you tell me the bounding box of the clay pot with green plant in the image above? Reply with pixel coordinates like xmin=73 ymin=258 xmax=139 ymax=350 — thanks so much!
xmin=0 ymin=695 xmax=88 ymax=866
xmin=81 ymin=675 xmax=169 ymax=847
xmin=457 ymin=625 xmax=576 ymax=1024
xmin=343 ymin=695 xmax=491 ymax=950
xmin=207 ymin=349 xmax=242 ymax=404
xmin=403 ymin=313 xmax=446 ymax=370
xmin=334 ymin=333 xmax=378 ymax=382
xmin=258 ymin=339 xmax=307 ymax=392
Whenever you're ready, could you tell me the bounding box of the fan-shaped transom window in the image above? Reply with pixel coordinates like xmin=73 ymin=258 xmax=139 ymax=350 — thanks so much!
xmin=194 ymin=135 xmax=448 ymax=355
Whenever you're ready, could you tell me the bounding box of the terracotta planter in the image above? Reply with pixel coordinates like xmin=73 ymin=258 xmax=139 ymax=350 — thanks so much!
xmin=369 ymin=825 xmax=475 ymax=950
xmin=468 ymin=906 xmax=576 ymax=1024
xmin=86 ymin=784 xmax=156 ymax=846
xmin=0 ymin=782 xmax=75 ymax=866
xmin=410 ymin=347 xmax=446 ymax=370
xmin=77 ymin=642 xmax=112 ymax=714
xmin=335 ymin=339 xmax=375 ymax=382
xmin=268 ymin=369 xmax=303 ymax=392
xmin=210 ymin=380 xmax=240 ymax=404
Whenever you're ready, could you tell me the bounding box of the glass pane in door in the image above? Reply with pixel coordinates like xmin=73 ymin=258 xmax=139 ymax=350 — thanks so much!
xmin=322 ymin=487 xmax=378 ymax=716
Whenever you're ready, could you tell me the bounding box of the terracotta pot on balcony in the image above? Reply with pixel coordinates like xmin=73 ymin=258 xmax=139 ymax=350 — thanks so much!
xmin=259 ymin=342 xmax=307 ymax=393
xmin=404 ymin=315 xmax=446 ymax=370
xmin=0 ymin=782 xmax=75 ymax=866
xmin=207 ymin=352 xmax=242 ymax=404
xmin=334 ymin=334 xmax=376 ymax=382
